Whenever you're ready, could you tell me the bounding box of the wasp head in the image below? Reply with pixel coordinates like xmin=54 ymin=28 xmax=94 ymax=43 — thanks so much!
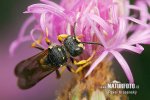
xmin=64 ymin=35 xmax=84 ymax=57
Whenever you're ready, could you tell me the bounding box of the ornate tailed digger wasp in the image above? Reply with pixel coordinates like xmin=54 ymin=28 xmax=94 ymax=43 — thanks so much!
xmin=15 ymin=23 xmax=103 ymax=89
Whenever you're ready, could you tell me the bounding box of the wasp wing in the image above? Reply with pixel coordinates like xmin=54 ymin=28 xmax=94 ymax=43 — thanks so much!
xmin=15 ymin=49 xmax=58 ymax=89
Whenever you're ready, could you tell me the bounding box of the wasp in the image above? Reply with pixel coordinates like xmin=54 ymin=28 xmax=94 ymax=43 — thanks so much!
xmin=15 ymin=23 xmax=103 ymax=89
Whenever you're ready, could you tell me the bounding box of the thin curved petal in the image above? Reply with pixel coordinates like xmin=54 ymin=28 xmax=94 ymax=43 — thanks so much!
xmin=116 ymin=44 xmax=144 ymax=54
xmin=9 ymin=36 xmax=31 ymax=56
xmin=40 ymin=0 xmax=65 ymax=11
xmin=110 ymin=4 xmax=118 ymax=24
xmin=30 ymin=28 xmax=46 ymax=49
xmin=86 ymin=15 xmax=107 ymax=48
xmin=85 ymin=51 xmax=108 ymax=77
xmin=18 ymin=16 xmax=35 ymax=38
xmin=88 ymin=14 xmax=113 ymax=35
xmin=110 ymin=50 xmax=134 ymax=83
xmin=9 ymin=16 xmax=35 ymax=55
xmin=126 ymin=17 xmax=149 ymax=28
xmin=40 ymin=13 xmax=46 ymax=32
xmin=25 ymin=4 xmax=66 ymax=18
xmin=128 ymin=30 xmax=150 ymax=45
xmin=111 ymin=18 xmax=127 ymax=48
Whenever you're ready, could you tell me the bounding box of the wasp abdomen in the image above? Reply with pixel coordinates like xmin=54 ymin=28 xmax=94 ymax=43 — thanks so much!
xmin=47 ymin=45 xmax=67 ymax=67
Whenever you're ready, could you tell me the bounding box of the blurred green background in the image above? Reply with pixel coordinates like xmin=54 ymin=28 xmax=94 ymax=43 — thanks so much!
xmin=0 ymin=0 xmax=150 ymax=100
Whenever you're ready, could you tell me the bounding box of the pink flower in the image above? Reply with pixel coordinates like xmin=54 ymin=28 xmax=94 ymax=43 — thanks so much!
xmin=10 ymin=0 xmax=150 ymax=83
xmin=84 ymin=0 xmax=150 ymax=83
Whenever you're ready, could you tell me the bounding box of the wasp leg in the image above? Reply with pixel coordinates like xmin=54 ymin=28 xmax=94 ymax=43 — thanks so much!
xmin=66 ymin=66 xmax=71 ymax=72
xmin=45 ymin=37 xmax=51 ymax=45
xmin=67 ymin=66 xmax=76 ymax=73
xmin=67 ymin=61 xmax=92 ymax=73
xmin=74 ymin=51 xmax=95 ymax=66
xmin=66 ymin=63 xmax=76 ymax=73
xmin=75 ymin=61 xmax=92 ymax=73
xmin=59 ymin=66 xmax=66 ymax=75
xmin=70 ymin=57 xmax=74 ymax=63
xmin=57 ymin=34 xmax=69 ymax=42
xmin=55 ymin=69 xmax=61 ymax=79
xmin=72 ymin=51 xmax=95 ymax=73
xmin=55 ymin=66 xmax=67 ymax=78
xmin=31 ymin=38 xmax=44 ymax=51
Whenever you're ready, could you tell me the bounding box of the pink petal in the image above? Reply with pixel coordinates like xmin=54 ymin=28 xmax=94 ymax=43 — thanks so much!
xmin=127 ymin=5 xmax=144 ymax=11
xmin=40 ymin=13 xmax=46 ymax=32
xmin=71 ymin=0 xmax=84 ymax=11
xmin=128 ymin=30 xmax=150 ymax=45
xmin=111 ymin=4 xmax=118 ymax=24
xmin=136 ymin=0 xmax=150 ymax=23
xmin=110 ymin=50 xmax=134 ymax=83
xmin=40 ymin=0 xmax=65 ymax=11
xmin=9 ymin=36 xmax=31 ymax=56
xmin=82 ymin=0 xmax=94 ymax=15
xmin=111 ymin=18 xmax=127 ymax=48
xmin=88 ymin=14 xmax=114 ymax=35
xmin=146 ymin=0 xmax=150 ymax=6
xmin=30 ymin=28 xmax=46 ymax=49
xmin=9 ymin=16 xmax=35 ymax=55
xmin=126 ymin=17 xmax=149 ymax=28
xmin=128 ymin=4 xmax=150 ymax=21
xmin=18 ymin=16 xmax=35 ymax=38
xmin=25 ymin=4 xmax=66 ymax=18
xmin=118 ymin=18 xmax=126 ymax=36
xmin=86 ymin=15 xmax=107 ymax=48
xmin=85 ymin=51 xmax=108 ymax=77
xmin=116 ymin=44 xmax=144 ymax=54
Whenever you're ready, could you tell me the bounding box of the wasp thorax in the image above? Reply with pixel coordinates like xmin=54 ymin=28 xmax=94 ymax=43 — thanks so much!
xmin=64 ymin=35 xmax=84 ymax=57
xmin=47 ymin=46 xmax=67 ymax=67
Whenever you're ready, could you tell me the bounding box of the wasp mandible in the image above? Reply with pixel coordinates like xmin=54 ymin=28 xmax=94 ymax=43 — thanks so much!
xmin=15 ymin=22 xmax=103 ymax=89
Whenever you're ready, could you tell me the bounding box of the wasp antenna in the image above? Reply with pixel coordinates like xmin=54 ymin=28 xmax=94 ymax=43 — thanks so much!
xmin=73 ymin=22 xmax=77 ymax=38
xmin=79 ymin=41 xmax=103 ymax=46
